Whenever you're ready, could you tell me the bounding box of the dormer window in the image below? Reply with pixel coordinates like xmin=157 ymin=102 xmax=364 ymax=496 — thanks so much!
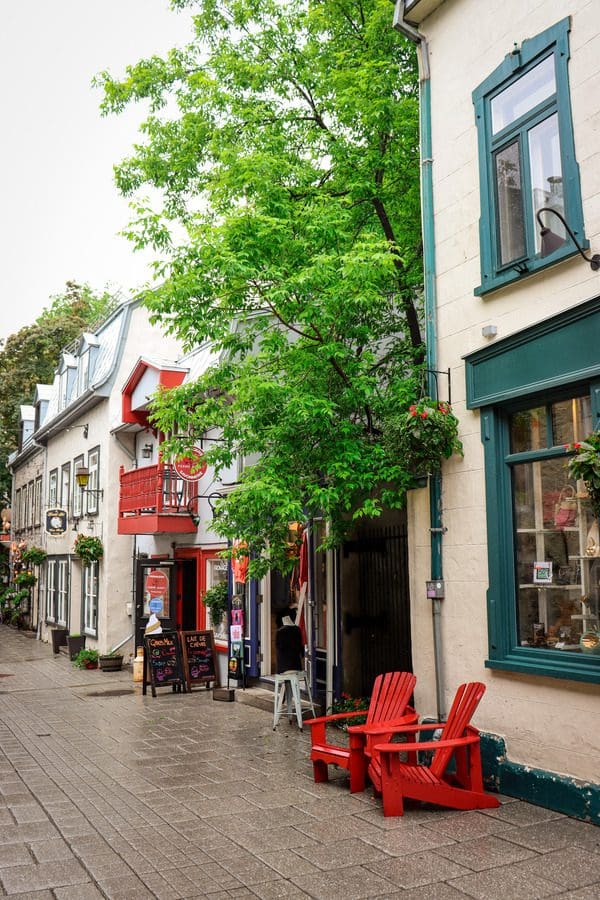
xmin=57 ymin=354 xmax=77 ymax=412
xmin=76 ymin=333 xmax=99 ymax=397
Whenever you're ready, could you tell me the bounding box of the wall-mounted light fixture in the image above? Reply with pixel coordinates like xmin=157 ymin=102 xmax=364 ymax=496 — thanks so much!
xmin=66 ymin=423 xmax=89 ymax=439
xmin=141 ymin=443 xmax=153 ymax=459
xmin=75 ymin=465 xmax=104 ymax=499
xmin=186 ymin=492 xmax=224 ymax=526
xmin=536 ymin=207 xmax=600 ymax=270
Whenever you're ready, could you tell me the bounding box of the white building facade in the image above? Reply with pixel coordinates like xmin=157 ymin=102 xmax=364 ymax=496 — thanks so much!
xmin=400 ymin=0 xmax=600 ymax=820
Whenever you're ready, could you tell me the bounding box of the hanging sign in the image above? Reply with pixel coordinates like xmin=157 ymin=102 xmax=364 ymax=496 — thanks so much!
xmin=174 ymin=447 xmax=207 ymax=482
xmin=45 ymin=508 xmax=68 ymax=535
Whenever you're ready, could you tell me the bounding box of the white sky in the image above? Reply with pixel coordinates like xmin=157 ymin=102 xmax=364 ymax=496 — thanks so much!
xmin=0 ymin=0 xmax=194 ymax=343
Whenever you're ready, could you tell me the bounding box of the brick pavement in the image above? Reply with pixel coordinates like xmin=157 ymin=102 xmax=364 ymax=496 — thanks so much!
xmin=0 ymin=624 xmax=598 ymax=899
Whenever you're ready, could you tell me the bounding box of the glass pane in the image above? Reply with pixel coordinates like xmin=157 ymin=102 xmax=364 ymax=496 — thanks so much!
xmin=495 ymin=142 xmax=525 ymax=265
xmin=512 ymin=456 xmax=599 ymax=652
xmin=551 ymin=395 xmax=592 ymax=446
xmin=509 ymin=406 xmax=547 ymax=453
xmin=491 ymin=55 xmax=556 ymax=133
xmin=529 ymin=114 xmax=565 ymax=255
xmin=206 ymin=557 xmax=229 ymax=641
xmin=143 ymin=568 xmax=170 ymax=618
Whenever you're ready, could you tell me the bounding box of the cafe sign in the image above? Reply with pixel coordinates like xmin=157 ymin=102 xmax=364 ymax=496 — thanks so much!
xmin=174 ymin=447 xmax=207 ymax=482
xmin=45 ymin=508 xmax=68 ymax=535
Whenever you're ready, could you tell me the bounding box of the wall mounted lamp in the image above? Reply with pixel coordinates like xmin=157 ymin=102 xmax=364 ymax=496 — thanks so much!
xmin=75 ymin=465 xmax=104 ymax=499
xmin=186 ymin=492 xmax=224 ymax=526
xmin=536 ymin=207 xmax=600 ymax=270
xmin=141 ymin=443 xmax=153 ymax=459
xmin=66 ymin=423 xmax=89 ymax=439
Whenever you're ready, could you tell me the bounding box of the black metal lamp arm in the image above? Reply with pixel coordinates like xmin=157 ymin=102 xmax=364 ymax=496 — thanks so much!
xmin=536 ymin=207 xmax=600 ymax=271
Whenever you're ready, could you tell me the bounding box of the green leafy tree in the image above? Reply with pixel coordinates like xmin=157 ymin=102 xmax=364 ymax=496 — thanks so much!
xmin=97 ymin=0 xmax=425 ymax=576
xmin=0 ymin=282 xmax=116 ymax=502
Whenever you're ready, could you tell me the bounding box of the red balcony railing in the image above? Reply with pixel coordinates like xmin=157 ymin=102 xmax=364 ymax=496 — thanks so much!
xmin=118 ymin=463 xmax=198 ymax=534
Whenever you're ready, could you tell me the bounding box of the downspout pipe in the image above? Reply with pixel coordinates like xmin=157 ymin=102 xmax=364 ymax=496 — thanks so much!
xmin=393 ymin=1 xmax=446 ymax=719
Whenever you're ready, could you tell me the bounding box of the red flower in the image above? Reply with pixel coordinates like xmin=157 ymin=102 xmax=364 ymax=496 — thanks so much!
xmin=341 ymin=692 xmax=350 ymax=700
xmin=573 ymin=442 xmax=581 ymax=450
xmin=420 ymin=411 xmax=428 ymax=419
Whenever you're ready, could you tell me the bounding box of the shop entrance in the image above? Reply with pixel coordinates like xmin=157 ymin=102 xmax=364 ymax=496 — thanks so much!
xmin=341 ymin=512 xmax=412 ymax=696
xmin=135 ymin=559 xmax=176 ymax=647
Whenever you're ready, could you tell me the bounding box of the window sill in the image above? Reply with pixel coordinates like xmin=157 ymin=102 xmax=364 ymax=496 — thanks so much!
xmin=486 ymin=648 xmax=600 ymax=684
xmin=475 ymin=242 xmax=584 ymax=297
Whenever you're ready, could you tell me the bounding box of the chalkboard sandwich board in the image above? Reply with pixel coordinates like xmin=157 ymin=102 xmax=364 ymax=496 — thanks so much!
xmin=143 ymin=632 xmax=187 ymax=697
xmin=180 ymin=630 xmax=219 ymax=691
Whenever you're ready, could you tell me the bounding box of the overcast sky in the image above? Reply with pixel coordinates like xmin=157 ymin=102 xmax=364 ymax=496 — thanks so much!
xmin=0 ymin=0 xmax=193 ymax=343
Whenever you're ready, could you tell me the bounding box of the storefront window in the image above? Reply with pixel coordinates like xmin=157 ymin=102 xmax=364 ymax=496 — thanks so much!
xmin=206 ymin=557 xmax=229 ymax=641
xmin=510 ymin=395 xmax=597 ymax=653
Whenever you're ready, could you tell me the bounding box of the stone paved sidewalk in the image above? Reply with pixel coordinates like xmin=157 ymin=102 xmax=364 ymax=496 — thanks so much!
xmin=0 ymin=625 xmax=598 ymax=899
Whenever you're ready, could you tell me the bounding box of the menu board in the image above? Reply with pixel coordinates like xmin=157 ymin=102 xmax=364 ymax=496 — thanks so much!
xmin=143 ymin=632 xmax=186 ymax=697
xmin=180 ymin=630 xmax=219 ymax=691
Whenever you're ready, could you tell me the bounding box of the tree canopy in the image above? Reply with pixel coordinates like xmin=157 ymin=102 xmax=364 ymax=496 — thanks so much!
xmin=0 ymin=282 xmax=117 ymax=503
xmin=98 ymin=0 xmax=424 ymax=576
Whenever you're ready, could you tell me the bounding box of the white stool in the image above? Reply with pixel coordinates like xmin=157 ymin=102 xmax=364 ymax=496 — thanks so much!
xmin=273 ymin=670 xmax=316 ymax=730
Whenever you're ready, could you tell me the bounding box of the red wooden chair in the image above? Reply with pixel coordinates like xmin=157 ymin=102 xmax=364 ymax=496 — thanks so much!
xmin=305 ymin=671 xmax=417 ymax=793
xmin=369 ymin=681 xmax=500 ymax=816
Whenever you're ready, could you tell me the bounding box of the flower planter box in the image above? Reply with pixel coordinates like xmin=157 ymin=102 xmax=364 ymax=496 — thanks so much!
xmin=67 ymin=635 xmax=86 ymax=660
xmin=50 ymin=626 xmax=68 ymax=654
xmin=99 ymin=654 xmax=123 ymax=672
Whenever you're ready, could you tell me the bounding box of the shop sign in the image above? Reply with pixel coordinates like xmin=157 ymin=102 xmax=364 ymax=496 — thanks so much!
xmin=174 ymin=447 xmax=207 ymax=482
xmin=45 ymin=508 xmax=68 ymax=535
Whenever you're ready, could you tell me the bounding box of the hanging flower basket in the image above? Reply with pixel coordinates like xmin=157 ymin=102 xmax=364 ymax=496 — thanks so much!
xmin=385 ymin=397 xmax=463 ymax=476
xmin=21 ymin=546 xmax=47 ymax=567
xmin=73 ymin=534 xmax=104 ymax=565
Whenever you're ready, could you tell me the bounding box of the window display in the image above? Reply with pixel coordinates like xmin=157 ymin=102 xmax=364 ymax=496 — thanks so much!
xmin=510 ymin=395 xmax=599 ymax=652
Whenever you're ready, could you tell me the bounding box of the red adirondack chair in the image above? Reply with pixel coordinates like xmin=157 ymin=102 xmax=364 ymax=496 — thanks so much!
xmin=305 ymin=671 xmax=417 ymax=793
xmin=370 ymin=681 xmax=500 ymax=816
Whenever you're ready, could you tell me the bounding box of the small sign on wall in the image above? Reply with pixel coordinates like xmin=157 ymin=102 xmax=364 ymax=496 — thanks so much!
xmin=45 ymin=508 xmax=68 ymax=535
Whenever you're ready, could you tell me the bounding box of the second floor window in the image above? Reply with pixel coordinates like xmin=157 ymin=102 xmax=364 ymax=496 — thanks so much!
xmin=472 ymin=18 xmax=586 ymax=295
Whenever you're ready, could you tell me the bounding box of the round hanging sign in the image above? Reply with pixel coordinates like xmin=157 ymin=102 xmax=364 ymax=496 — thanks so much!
xmin=174 ymin=447 xmax=207 ymax=482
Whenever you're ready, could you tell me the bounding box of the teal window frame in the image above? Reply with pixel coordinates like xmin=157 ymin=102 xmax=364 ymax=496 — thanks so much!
xmin=472 ymin=18 xmax=587 ymax=296
xmin=466 ymin=297 xmax=600 ymax=684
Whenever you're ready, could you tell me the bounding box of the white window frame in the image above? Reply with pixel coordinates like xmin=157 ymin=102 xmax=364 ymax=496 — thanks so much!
xmin=33 ymin=477 xmax=42 ymax=526
xmin=46 ymin=559 xmax=56 ymax=623
xmin=48 ymin=470 xmax=58 ymax=507
xmin=82 ymin=562 xmax=99 ymax=637
xmin=86 ymin=448 xmax=100 ymax=516
xmin=56 ymin=560 xmax=68 ymax=627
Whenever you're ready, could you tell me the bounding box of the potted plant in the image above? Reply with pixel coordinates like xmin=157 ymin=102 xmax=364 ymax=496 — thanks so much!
xmin=67 ymin=633 xmax=86 ymax=660
xmin=73 ymin=534 xmax=104 ymax=566
xmin=73 ymin=648 xmax=99 ymax=670
xmin=202 ymin=580 xmax=229 ymax=627
xmin=50 ymin=625 xmax=69 ymax=653
xmin=99 ymin=651 xmax=124 ymax=672
xmin=567 ymin=431 xmax=600 ymax=518
xmin=329 ymin=692 xmax=371 ymax=730
xmin=385 ymin=397 xmax=463 ymax=478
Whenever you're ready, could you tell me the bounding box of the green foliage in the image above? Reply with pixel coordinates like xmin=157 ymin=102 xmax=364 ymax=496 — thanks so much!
xmin=0 ymin=282 xmax=117 ymax=503
xmin=330 ymin=692 xmax=370 ymax=726
xmin=202 ymin=580 xmax=229 ymax=623
xmin=14 ymin=571 xmax=37 ymax=589
xmin=73 ymin=535 xmax=104 ymax=565
xmin=567 ymin=432 xmax=600 ymax=517
xmin=21 ymin=546 xmax=47 ymax=567
xmin=73 ymin=648 xmax=99 ymax=669
xmin=97 ymin=0 xmax=424 ymax=576
xmin=384 ymin=398 xmax=463 ymax=476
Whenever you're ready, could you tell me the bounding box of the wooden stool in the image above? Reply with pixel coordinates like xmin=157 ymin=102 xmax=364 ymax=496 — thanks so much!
xmin=273 ymin=670 xmax=316 ymax=730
